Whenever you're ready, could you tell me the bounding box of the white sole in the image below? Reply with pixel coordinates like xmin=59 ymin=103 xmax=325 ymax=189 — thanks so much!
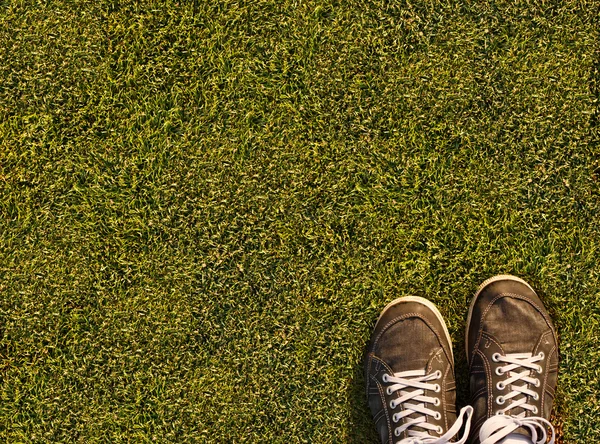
xmin=377 ymin=295 xmax=454 ymax=362
xmin=465 ymin=274 xmax=536 ymax=362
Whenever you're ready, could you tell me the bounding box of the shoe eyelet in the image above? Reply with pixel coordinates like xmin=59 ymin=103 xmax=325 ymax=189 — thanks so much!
xmin=434 ymin=384 xmax=441 ymax=393
xmin=496 ymin=381 xmax=505 ymax=390
xmin=495 ymin=410 xmax=504 ymax=416
xmin=434 ymin=398 xmax=441 ymax=407
xmin=435 ymin=370 xmax=442 ymax=379
xmin=538 ymin=352 xmax=545 ymax=360
xmin=394 ymin=427 xmax=401 ymax=436
xmin=534 ymin=378 xmax=541 ymax=387
xmin=389 ymin=400 xmax=396 ymax=409
xmin=495 ymin=367 xmax=504 ymax=376
xmin=382 ymin=374 xmax=389 ymax=382
xmin=533 ymin=393 xmax=539 ymax=401
xmin=434 ymin=412 xmax=442 ymax=420
xmin=437 ymin=426 xmax=443 ymax=434
xmin=532 ymin=406 xmax=538 ymax=414
xmin=393 ymin=413 xmax=400 ymax=423
xmin=386 ymin=387 xmax=393 ymax=395
xmin=496 ymin=396 xmax=505 ymax=405
xmin=492 ymin=353 xmax=501 ymax=362
xmin=537 ymin=365 xmax=543 ymax=373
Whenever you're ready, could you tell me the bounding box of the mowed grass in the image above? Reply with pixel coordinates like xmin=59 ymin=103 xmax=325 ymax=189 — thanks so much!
xmin=0 ymin=0 xmax=599 ymax=442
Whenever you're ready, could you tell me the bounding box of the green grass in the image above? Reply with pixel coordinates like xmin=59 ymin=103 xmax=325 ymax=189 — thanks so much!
xmin=0 ymin=0 xmax=599 ymax=442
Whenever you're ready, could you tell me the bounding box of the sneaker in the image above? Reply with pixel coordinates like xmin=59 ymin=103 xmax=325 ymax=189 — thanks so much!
xmin=465 ymin=275 xmax=558 ymax=444
xmin=365 ymin=296 xmax=473 ymax=444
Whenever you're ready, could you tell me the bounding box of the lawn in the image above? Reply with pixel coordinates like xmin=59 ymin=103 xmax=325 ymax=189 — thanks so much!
xmin=0 ymin=0 xmax=599 ymax=442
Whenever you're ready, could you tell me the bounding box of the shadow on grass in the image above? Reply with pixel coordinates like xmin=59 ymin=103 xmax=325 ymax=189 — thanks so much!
xmin=453 ymin=336 xmax=471 ymax=415
xmin=346 ymin=359 xmax=379 ymax=444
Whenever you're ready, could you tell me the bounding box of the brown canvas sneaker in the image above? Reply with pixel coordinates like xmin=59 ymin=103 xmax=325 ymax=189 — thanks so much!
xmin=365 ymin=296 xmax=473 ymax=444
xmin=465 ymin=275 xmax=558 ymax=444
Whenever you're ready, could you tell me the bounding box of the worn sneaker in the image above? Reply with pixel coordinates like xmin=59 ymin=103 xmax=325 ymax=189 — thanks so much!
xmin=365 ymin=296 xmax=473 ymax=444
xmin=465 ymin=275 xmax=558 ymax=444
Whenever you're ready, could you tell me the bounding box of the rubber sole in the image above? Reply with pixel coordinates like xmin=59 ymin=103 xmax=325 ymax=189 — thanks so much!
xmin=464 ymin=274 xmax=536 ymax=363
xmin=376 ymin=295 xmax=454 ymax=362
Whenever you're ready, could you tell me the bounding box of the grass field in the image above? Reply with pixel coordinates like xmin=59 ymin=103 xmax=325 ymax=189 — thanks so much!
xmin=1 ymin=0 xmax=599 ymax=442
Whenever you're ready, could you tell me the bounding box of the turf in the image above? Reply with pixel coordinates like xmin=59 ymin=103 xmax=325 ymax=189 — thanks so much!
xmin=0 ymin=0 xmax=599 ymax=442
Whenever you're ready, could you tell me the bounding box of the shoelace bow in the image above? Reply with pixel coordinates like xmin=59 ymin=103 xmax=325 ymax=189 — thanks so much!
xmin=383 ymin=369 xmax=473 ymax=444
xmin=479 ymin=415 xmax=555 ymax=444
xmin=479 ymin=352 xmax=555 ymax=444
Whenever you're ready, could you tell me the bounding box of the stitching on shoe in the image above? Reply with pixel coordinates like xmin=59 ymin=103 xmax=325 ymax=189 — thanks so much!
xmin=533 ymin=330 xmax=558 ymax=414
xmin=429 ymin=348 xmax=449 ymax=431
xmin=427 ymin=347 xmax=442 ymax=372
xmin=471 ymin=385 xmax=486 ymax=403
xmin=534 ymin=330 xmax=554 ymax=350
xmin=481 ymin=332 xmax=504 ymax=352
xmin=443 ymin=361 xmax=450 ymax=431
xmin=541 ymin=343 xmax=557 ymax=413
xmin=472 ymin=415 xmax=486 ymax=440
xmin=370 ymin=371 xmax=393 ymax=444
xmin=380 ymin=359 xmax=400 ymax=441
xmin=373 ymin=408 xmax=386 ymax=424
xmin=476 ymin=348 xmax=494 ymax=417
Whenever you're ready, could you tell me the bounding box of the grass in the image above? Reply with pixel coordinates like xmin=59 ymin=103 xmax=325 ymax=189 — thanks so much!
xmin=0 ymin=0 xmax=599 ymax=442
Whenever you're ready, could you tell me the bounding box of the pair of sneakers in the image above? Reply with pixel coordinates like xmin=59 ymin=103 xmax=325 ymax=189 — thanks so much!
xmin=364 ymin=275 xmax=558 ymax=444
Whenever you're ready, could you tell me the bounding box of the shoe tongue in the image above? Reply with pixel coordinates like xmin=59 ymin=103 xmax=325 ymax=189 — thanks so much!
xmin=375 ymin=318 xmax=440 ymax=372
xmin=483 ymin=297 xmax=545 ymax=354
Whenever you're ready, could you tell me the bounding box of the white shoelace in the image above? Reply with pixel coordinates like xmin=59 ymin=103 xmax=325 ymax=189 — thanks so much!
xmin=479 ymin=415 xmax=555 ymax=444
xmin=478 ymin=352 xmax=555 ymax=444
xmin=382 ymin=369 xmax=473 ymax=444
xmin=491 ymin=352 xmax=544 ymax=416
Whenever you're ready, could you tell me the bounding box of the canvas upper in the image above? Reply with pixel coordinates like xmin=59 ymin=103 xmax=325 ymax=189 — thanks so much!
xmin=365 ymin=296 xmax=472 ymax=444
xmin=466 ymin=276 xmax=558 ymax=444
